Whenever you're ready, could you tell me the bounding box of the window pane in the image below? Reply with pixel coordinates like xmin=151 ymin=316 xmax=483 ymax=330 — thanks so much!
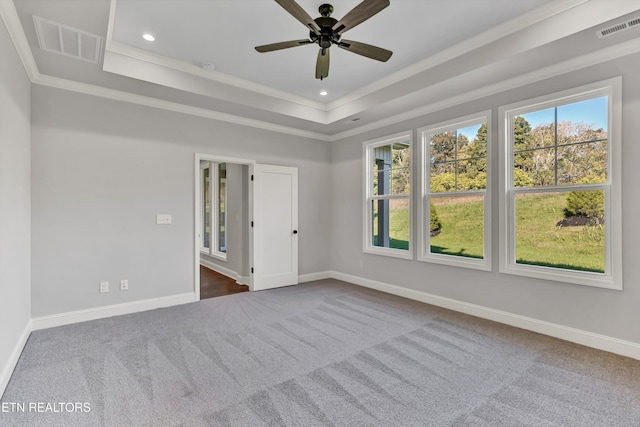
xmin=372 ymin=146 xmax=391 ymax=196
xmin=515 ymin=191 xmax=604 ymax=273
xmin=373 ymin=143 xmax=410 ymax=196
xmin=557 ymin=96 xmax=608 ymax=136
xmin=429 ymin=123 xmax=487 ymax=194
xmin=372 ymin=198 xmax=409 ymax=250
xmin=513 ymin=97 xmax=609 ymax=189
xmin=557 ymin=141 xmax=608 ymax=185
xmin=218 ymin=163 xmax=227 ymax=253
xmin=429 ymin=195 xmax=484 ymax=259
xmin=202 ymin=167 xmax=210 ymax=249
xmin=514 ymin=148 xmax=555 ymax=187
xmin=392 ymin=143 xmax=411 ymax=195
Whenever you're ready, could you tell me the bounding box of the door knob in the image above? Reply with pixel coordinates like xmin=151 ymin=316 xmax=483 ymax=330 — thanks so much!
xmin=293 ymin=230 xmax=298 ymax=234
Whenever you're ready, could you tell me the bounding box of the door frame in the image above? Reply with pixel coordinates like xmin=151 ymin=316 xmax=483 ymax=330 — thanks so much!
xmin=194 ymin=153 xmax=255 ymax=301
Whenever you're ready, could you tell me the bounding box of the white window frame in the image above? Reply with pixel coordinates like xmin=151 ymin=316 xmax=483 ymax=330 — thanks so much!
xmin=418 ymin=111 xmax=492 ymax=271
xmin=498 ymin=77 xmax=622 ymax=290
xmin=363 ymin=131 xmax=413 ymax=260
xmin=200 ymin=161 xmax=227 ymax=261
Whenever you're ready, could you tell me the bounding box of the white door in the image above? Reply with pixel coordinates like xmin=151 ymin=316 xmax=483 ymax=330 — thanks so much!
xmin=250 ymin=164 xmax=298 ymax=291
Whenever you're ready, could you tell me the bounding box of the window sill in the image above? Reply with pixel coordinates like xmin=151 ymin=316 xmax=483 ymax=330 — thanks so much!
xmin=364 ymin=246 xmax=413 ymax=260
xmin=499 ymin=263 xmax=621 ymax=290
xmin=419 ymin=253 xmax=491 ymax=271
xmin=200 ymin=251 xmax=227 ymax=262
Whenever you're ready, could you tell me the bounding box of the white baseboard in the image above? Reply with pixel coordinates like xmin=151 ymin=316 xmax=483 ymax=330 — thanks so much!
xmin=330 ymin=271 xmax=640 ymax=361
xmin=299 ymin=271 xmax=332 ymax=283
xmin=236 ymin=276 xmax=250 ymax=286
xmin=200 ymin=259 xmax=238 ymax=280
xmin=199 ymin=259 xmax=250 ymax=286
xmin=31 ymin=293 xmax=196 ymax=331
xmin=0 ymin=320 xmax=32 ymax=399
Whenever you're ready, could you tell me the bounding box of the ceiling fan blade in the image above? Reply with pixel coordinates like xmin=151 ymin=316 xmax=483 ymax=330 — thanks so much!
xmin=274 ymin=0 xmax=321 ymax=35
xmin=315 ymin=48 xmax=330 ymax=80
xmin=338 ymin=39 xmax=392 ymax=62
xmin=332 ymin=0 xmax=390 ymax=35
xmin=255 ymin=39 xmax=313 ymax=53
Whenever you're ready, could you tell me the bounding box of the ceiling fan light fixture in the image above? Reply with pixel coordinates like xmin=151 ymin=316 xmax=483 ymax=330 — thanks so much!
xmin=320 ymin=90 xmax=328 ymax=96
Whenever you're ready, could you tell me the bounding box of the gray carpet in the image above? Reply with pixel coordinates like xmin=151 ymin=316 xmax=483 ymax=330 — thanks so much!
xmin=1 ymin=279 xmax=639 ymax=426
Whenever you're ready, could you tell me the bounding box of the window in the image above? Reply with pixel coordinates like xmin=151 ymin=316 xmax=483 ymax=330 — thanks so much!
xmin=200 ymin=161 xmax=227 ymax=260
xmin=499 ymin=78 xmax=622 ymax=289
xmin=364 ymin=132 xmax=412 ymax=259
xmin=418 ymin=112 xmax=491 ymax=270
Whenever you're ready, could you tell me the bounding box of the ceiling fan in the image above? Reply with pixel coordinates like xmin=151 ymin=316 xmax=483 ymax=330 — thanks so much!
xmin=255 ymin=0 xmax=393 ymax=80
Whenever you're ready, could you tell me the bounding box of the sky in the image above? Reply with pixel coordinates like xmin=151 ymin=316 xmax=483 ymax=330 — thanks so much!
xmin=456 ymin=96 xmax=608 ymax=140
xmin=523 ymin=96 xmax=608 ymax=131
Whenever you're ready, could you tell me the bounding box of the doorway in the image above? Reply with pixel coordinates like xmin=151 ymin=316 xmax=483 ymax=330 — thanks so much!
xmin=194 ymin=155 xmax=300 ymax=300
xmin=195 ymin=154 xmax=255 ymax=301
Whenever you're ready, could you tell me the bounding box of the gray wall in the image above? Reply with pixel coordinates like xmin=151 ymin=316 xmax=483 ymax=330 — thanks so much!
xmin=331 ymin=52 xmax=640 ymax=344
xmin=200 ymin=162 xmax=250 ymax=279
xmin=31 ymin=86 xmax=331 ymax=317
xmin=0 ymin=20 xmax=31 ymax=390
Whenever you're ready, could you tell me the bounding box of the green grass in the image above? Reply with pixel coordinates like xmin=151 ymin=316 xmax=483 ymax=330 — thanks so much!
xmin=373 ymin=205 xmax=410 ymax=250
xmin=514 ymin=193 xmax=604 ymax=273
xmin=430 ymin=196 xmax=484 ymax=259
xmin=374 ymin=193 xmax=605 ymax=273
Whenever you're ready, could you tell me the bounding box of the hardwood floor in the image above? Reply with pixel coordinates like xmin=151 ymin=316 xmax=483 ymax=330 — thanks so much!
xmin=200 ymin=265 xmax=249 ymax=299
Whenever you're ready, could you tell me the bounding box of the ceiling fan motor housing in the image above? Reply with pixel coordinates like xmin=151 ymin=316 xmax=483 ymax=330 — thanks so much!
xmin=311 ymin=15 xmax=339 ymax=48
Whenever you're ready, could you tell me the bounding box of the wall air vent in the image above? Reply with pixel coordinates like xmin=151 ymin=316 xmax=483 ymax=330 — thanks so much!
xmin=596 ymin=16 xmax=640 ymax=38
xmin=33 ymin=16 xmax=103 ymax=64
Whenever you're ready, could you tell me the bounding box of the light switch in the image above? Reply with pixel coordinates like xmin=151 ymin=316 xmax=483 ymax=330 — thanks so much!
xmin=156 ymin=214 xmax=172 ymax=225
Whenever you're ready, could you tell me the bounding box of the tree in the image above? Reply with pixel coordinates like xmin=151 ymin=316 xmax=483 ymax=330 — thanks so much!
xmin=430 ymin=131 xmax=456 ymax=175
xmin=513 ymin=116 xmax=534 ymax=178
xmin=391 ymin=144 xmax=411 ymax=194
xmin=460 ymin=123 xmax=487 ymax=183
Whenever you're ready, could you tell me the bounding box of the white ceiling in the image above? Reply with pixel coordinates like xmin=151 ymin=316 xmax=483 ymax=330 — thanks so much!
xmin=6 ymin=0 xmax=640 ymax=140
xmin=111 ymin=0 xmax=553 ymax=102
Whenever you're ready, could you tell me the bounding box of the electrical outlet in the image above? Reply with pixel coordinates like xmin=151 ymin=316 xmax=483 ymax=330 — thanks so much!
xmin=156 ymin=214 xmax=172 ymax=225
xmin=99 ymin=281 xmax=109 ymax=293
xmin=120 ymin=279 xmax=129 ymax=291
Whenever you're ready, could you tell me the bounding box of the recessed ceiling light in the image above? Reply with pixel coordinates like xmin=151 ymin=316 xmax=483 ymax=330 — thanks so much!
xmin=320 ymin=91 xmax=328 ymax=96
xmin=142 ymin=33 xmax=155 ymax=42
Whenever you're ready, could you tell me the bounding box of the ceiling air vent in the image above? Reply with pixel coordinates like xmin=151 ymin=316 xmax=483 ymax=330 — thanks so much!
xmin=596 ymin=16 xmax=640 ymax=39
xmin=33 ymin=16 xmax=103 ymax=64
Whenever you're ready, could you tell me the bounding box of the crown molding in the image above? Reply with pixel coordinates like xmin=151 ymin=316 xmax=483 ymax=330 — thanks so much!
xmin=0 ymin=0 xmax=40 ymax=81
xmin=4 ymin=0 xmax=639 ymax=143
xmin=105 ymin=40 xmax=328 ymax=113
xmin=32 ymin=73 xmax=333 ymax=141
